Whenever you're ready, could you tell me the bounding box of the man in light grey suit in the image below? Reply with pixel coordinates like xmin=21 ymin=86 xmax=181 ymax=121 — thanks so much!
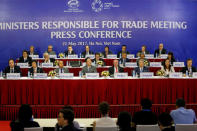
xmin=54 ymin=61 xmax=69 ymax=74
xmin=81 ymin=57 xmax=97 ymax=76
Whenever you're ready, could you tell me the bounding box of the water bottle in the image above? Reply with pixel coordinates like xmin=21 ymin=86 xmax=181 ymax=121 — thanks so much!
xmin=37 ymin=61 xmax=39 ymax=67
xmin=132 ymin=70 xmax=136 ymax=77
xmin=66 ymin=61 xmax=68 ymax=67
xmin=0 ymin=71 xmax=2 ymax=78
xmin=79 ymin=53 xmax=81 ymax=58
xmin=28 ymin=71 xmax=30 ymax=78
xmin=79 ymin=71 xmax=82 ymax=77
xmin=155 ymin=53 xmax=158 ymax=58
xmin=120 ymin=53 xmax=122 ymax=58
xmin=186 ymin=70 xmax=188 ymax=77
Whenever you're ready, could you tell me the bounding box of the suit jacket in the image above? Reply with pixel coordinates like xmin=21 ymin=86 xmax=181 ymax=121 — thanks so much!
xmin=28 ymin=67 xmax=44 ymax=75
xmin=3 ymin=66 xmax=21 ymax=75
xmin=92 ymin=58 xmax=105 ymax=66
xmin=81 ymin=51 xmax=94 ymax=58
xmin=81 ymin=65 xmax=97 ymax=75
xmin=28 ymin=51 xmax=38 ymax=55
xmin=102 ymin=51 xmax=113 ymax=58
xmin=137 ymin=50 xmax=150 ymax=57
xmin=55 ymin=124 xmax=81 ymax=131
xmin=43 ymin=58 xmax=55 ymax=64
xmin=45 ymin=51 xmax=56 ymax=55
xmin=134 ymin=66 xmax=149 ymax=75
xmin=10 ymin=120 xmax=40 ymax=131
xmin=108 ymin=66 xmax=124 ymax=75
xmin=117 ymin=51 xmax=130 ymax=58
xmin=181 ymin=66 xmax=196 ymax=74
xmin=154 ymin=49 xmax=167 ymax=57
xmin=18 ymin=56 xmax=32 ymax=65
xmin=119 ymin=58 xmax=130 ymax=66
xmin=54 ymin=67 xmax=69 ymax=74
xmin=64 ymin=50 xmax=75 ymax=57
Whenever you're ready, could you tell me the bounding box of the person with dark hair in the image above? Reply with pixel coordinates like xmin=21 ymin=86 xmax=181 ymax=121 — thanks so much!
xmin=132 ymin=98 xmax=157 ymax=128
xmin=92 ymin=53 xmax=105 ymax=67
xmin=64 ymin=45 xmax=76 ymax=57
xmin=28 ymin=60 xmax=44 ymax=75
xmin=117 ymin=45 xmax=130 ymax=58
xmin=108 ymin=59 xmax=124 ymax=76
xmin=3 ymin=59 xmax=21 ymax=76
xmin=161 ymin=59 xmax=175 ymax=77
xmin=166 ymin=52 xmax=176 ymax=65
xmin=19 ymin=50 xmax=32 ymax=66
xmin=54 ymin=61 xmax=69 ymax=74
xmin=119 ymin=52 xmax=130 ymax=67
xmin=181 ymin=58 xmax=196 ymax=77
xmin=81 ymin=45 xmax=94 ymax=58
xmin=81 ymin=57 xmax=97 ymax=76
xmin=10 ymin=104 xmax=39 ymax=131
xmin=56 ymin=109 xmax=81 ymax=131
xmin=93 ymin=102 xmax=116 ymax=127
xmin=136 ymin=53 xmax=150 ymax=67
xmin=137 ymin=45 xmax=150 ymax=57
xmin=102 ymin=46 xmax=113 ymax=58
xmin=28 ymin=46 xmax=38 ymax=55
xmin=117 ymin=112 xmax=134 ymax=131
xmin=154 ymin=43 xmax=167 ymax=57
xmin=158 ymin=113 xmax=174 ymax=131
xmin=170 ymin=98 xmax=197 ymax=124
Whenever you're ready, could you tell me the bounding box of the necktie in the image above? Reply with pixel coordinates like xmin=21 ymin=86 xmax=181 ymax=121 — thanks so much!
xmin=116 ymin=67 xmax=118 ymax=73
xmin=61 ymin=69 xmax=63 ymax=73
xmin=34 ymin=69 xmax=37 ymax=73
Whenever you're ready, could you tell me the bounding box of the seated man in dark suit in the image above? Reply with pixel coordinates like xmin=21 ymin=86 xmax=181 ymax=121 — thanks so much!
xmin=19 ymin=50 xmax=32 ymax=66
xmin=54 ymin=60 xmax=69 ymax=74
xmin=154 ymin=43 xmax=167 ymax=57
xmin=81 ymin=57 xmax=97 ymax=76
xmin=137 ymin=45 xmax=150 ymax=57
xmin=158 ymin=113 xmax=175 ymax=131
xmin=117 ymin=45 xmax=130 ymax=58
xmin=92 ymin=53 xmax=105 ymax=66
xmin=28 ymin=60 xmax=44 ymax=75
xmin=43 ymin=53 xmax=55 ymax=64
xmin=134 ymin=59 xmax=149 ymax=76
xmin=132 ymin=98 xmax=158 ymax=128
xmin=102 ymin=46 xmax=113 ymax=58
xmin=181 ymin=58 xmax=196 ymax=77
xmin=119 ymin=52 xmax=130 ymax=67
xmin=28 ymin=46 xmax=38 ymax=55
xmin=109 ymin=59 xmax=124 ymax=76
xmin=64 ymin=45 xmax=75 ymax=57
xmin=55 ymin=109 xmax=81 ymax=131
xmin=3 ymin=59 xmax=21 ymax=76
xmin=10 ymin=104 xmax=40 ymax=131
xmin=81 ymin=45 xmax=94 ymax=58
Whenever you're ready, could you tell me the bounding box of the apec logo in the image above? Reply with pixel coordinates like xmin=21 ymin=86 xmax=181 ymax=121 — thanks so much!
xmin=92 ymin=0 xmax=120 ymax=13
xmin=64 ymin=0 xmax=83 ymax=13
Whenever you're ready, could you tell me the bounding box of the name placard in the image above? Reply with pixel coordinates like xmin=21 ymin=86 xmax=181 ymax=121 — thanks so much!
xmin=86 ymin=73 xmax=99 ymax=79
xmin=169 ymin=72 xmax=183 ymax=78
xmin=127 ymin=54 xmax=135 ymax=59
xmin=59 ymin=73 xmax=74 ymax=79
xmin=33 ymin=73 xmax=47 ymax=79
xmin=160 ymin=54 xmax=168 ymax=59
xmin=150 ymin=62 xmax=162 ymax=67
xmin=145 ymin=54 xmax=154 ymax=59
xmin=85 ymin=55 xmax=95 ymax=59
xmin=125 ymin=62 xmax=137 ymax=67
xmin=67 ymin=55 xmax=78 ymax=59
xmin=114 ymin=73 xmax=128 ymax=79
xmin=17 ymin=63 xmax=29 ymax=68
xmin=42 ymin=63 xmax=53 ymax=67
xmin=49 ymin=55 xmax=57 ymax=59
xmin=29 ymin=55 xmax=39 ymax=59
xmin=6 ymin=73 xmax=20 ymax=79
xmin=140 ymin=72 xmax=154 ymax=78
xmin=107 ymin=54 xmax=117 ymax=59
xmin=192 ymin=72 xmax=197 ymax=78
xmin=173 ymin=62 xmax=185 ymax=67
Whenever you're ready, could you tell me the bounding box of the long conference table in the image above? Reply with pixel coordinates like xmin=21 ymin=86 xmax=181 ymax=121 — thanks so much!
xmin=0 ymin=77 xmax=197 ymax=106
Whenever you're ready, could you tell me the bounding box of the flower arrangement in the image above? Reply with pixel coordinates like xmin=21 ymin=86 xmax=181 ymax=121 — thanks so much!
xmin=156 ymin=70 xmax=165 ymax=76
xmin=144 ymin=59 xmax=149 ymax=66
xmin=96 ymin=60 xmax=104 ymax=66
xmin=58 ymin=53 xmax=65 ymax=58
xmin=48 ymin=70 xmax=57 ymax=77
xmin=101 ymin=70 xmax=110 ymax=77
xmin=54 ymin=60 xmax=59 ymax=66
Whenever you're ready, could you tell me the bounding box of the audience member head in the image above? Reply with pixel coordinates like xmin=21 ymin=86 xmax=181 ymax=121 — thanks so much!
xmin=18 ymin=104 xmax=33 ymax=122
xmin=141 ymin=98 xmax=152 ymax=110
xmin=58 ymin=109 xmax=74 ymax=127
xmin=176 ymin=98 xmax=186 ymax=108
xmin=99 ymin=101 xmax=110 ymax=117
xmin=117 ymin=111 xmax=132 ymax=130
xmin=158 ymin=113 xmax=173 ymax=131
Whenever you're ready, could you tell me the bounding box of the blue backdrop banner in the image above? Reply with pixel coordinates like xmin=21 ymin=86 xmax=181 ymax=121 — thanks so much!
xmin=0 ymin=0 xmax=197 ymax=70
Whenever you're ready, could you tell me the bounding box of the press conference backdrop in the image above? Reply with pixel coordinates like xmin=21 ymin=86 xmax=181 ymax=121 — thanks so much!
xmin=0 ymin=0 xmax=197 ymax=70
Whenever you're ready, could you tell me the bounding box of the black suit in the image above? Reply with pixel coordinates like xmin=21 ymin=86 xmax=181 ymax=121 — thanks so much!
xmin=3 ymin=66 xmax=21 ymax=75
xmin=10 ymin=120 xmax=40 ymax=131
xmin=28 ymin=67 xmax=44 ymax=75
xmin=19 ymin=56 xmax=32 ymax=65
xmin=154 ymin=49 xmax=167 ymax=57
xmin=102 ymin=51 xmax=113 ymax=58
xmin=81 ymin=51 xmax=94 ymax=58
xmin=181 ymin=66 xmax=196 ymax=74
xmin=64 ymin=50 xmax=75 ymax=57
xmin=119 ymin=58 xmax=130 ymax=66
xmin=28 ymin=51 xmax=38 ymax=55
xmin=55 ymin=124 xmax=81 ymax=131
xmin=117 ymin=51 xmax=130 ymax=58
xmin=109 ymin=66 xmax=124 ymax=75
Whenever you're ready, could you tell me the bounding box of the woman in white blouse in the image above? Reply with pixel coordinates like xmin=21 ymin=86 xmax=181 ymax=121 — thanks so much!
xmin=161 ymin=59 xmax=175 ymax=77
